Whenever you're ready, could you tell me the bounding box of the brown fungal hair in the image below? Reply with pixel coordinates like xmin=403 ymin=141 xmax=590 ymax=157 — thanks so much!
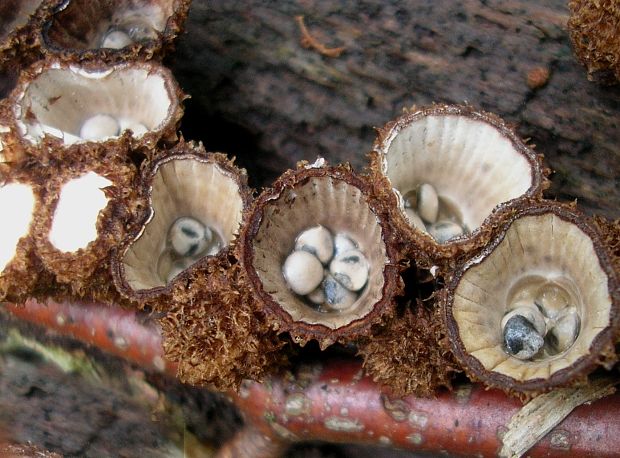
xmin=0 ymin=0 xmax=48 ymax=69
xmin=359 ymin=300 xmax=459 ymax=397
xmin=159 ymin=254 xmax=287 ymax=391
xmin=568 ymin=0 xmax=620 ymax=85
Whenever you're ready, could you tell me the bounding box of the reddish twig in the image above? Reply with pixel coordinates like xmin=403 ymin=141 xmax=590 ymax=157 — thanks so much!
xmin=295 ymin=16 xmax=346 ymax=58
xmin=231 ymin=360 xmax=620 ymax=457
xmin=3 ymin=300 xmax=176 ymax=376
xmin=214 ymin=425 xmax=287 ymax=458
xmin=4 ymin=300 xmax=620 ymax=457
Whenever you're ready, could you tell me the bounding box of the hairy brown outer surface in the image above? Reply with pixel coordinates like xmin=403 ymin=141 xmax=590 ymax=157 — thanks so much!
xmin=442 ymin=199 xmax=620 ymax=395
xmin=111 ymin=141 xmax=253 ymax=309
xmin=238 ymin=163 xmax=405 ymax=348
xmin=0 ymin=58 xmax=185 ymax=166
xmin=0 ymin=168 xmax=50 ymax=303
xmin=358 ymin=301 xmax=459 ymax=398
xmin=0 ymin=0 xmax=49 ymax=70
xmin=568 ymin=0 xmax=620 ymax=85
xmin=40 ymin=0 xmax=192 ymax=64
xmin=32 ymin=140 xmax=142 ymax=302
xmin=159 ymin=255 xmax=287 ymax=391
xmin=369 ymin=103 xmax=550 ymax=273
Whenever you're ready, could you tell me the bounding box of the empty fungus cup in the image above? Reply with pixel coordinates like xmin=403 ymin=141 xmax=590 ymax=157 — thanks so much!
xmin=0 ymin=177 xmax=40 ymax=302
xmin=444 ymin=201 xmax=619 ymax=393
xmin=33 ymin=155 xmax=138 ymax=292
xmin=239 ymin=163 xmax=402 ymax=348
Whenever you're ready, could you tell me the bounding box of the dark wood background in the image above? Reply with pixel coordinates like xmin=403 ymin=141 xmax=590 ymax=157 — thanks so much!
xmin=171 ymin=0 xmax=620 ymax=219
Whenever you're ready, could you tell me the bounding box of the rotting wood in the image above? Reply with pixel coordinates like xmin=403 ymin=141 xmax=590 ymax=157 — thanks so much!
xmin=172 ymin=1 xmax=620 ymax=219
xmin=5 ymin=300 xmax=620 ymax=458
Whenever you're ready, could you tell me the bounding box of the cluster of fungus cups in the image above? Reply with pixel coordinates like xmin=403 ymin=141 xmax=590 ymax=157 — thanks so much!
xmin=0 ymin=58 xmax=184 ymax=299
xmin=1 ymin=0 xmax=618 ymax=400
xmin=239 ymin=162 xmax=403 ymax=348
xmin=443 ymin=201 xmax=619 ymax=393
xmin=363 ymin=103 xmax=618 ymax=396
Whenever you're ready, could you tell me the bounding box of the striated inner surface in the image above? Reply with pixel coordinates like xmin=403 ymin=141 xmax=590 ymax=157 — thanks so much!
xmin=384 ymin=115 xmax=533 ymax=236
xmin=15 ymin=66 xmax=173 ymax=145
xmin=122 ymin=159 xmax=244 ymax=291
xmin=49 ymin=172 xmax=112 ymax=253
xmin=0 ymin=182 xmax=35 ymax=270
xmin=0 ymin=0 xmax=42 ymax=42
xmin=45 ymin=0 xmax=174 ymax=50
xmin=452 ymin=213 xmax=611 ymax=382
xmin=252 ymin=176 xmax=387 ymax=330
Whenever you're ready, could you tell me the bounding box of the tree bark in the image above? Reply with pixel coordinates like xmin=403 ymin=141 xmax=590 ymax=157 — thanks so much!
xmin=171 ymin=0 xmax=620 ymax=219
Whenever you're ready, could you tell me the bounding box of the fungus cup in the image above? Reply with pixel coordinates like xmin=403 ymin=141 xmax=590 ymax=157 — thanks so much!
xmin=0 ymin=169 xmax=54 ymax=303
xmin=32 ymin=149 xmax=141 ymax=300
xmin=42 ymin=0 xmax=191 ymax=62
xmin=370 ymin=104 xmax=548 ymax=271
xmin=568 ymin=0 xmax=620 ymax=85
xmin=238 ymin=161 xmax=404 ymax=349
xmin=0 ymin=0 xmax=47 ymax=67
xmin=443 ymin=200 xmax=620 ymax=394
xmin=1 ymin=59 xmax=184 ymax=164
xmin=112 ymin=141 xmax=251 ymax=309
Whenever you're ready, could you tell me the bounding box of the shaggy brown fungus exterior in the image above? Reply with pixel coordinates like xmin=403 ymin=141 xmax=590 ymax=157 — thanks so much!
xmin=112 ymin=141 xmax=251 ymax=309
xmin=358 ymin=302 xmax=459 ymax=397
xmin=159 ymin=256 xmax=286 ymax=391
xmin=369 ymin=104 xmax=548 ymax=270
xmin=238 ymin=161 xmax=404 ymax=349
xmin=0 ymin=0 xmax=46 ymax=67
xmin=568 ymin=0 xmax=620 ymax=85
xmin=1 ymin=59 xmax=184 ymax=164
xmin=0 ymin=168 xmax=48 ymax=303
xmin=41 ymin=0 xmax=191 ymax=62
xmin=31 ymin=150 xmax=141 ymax=299
xmin=443 ymin=200 xmax=619 ymax=394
